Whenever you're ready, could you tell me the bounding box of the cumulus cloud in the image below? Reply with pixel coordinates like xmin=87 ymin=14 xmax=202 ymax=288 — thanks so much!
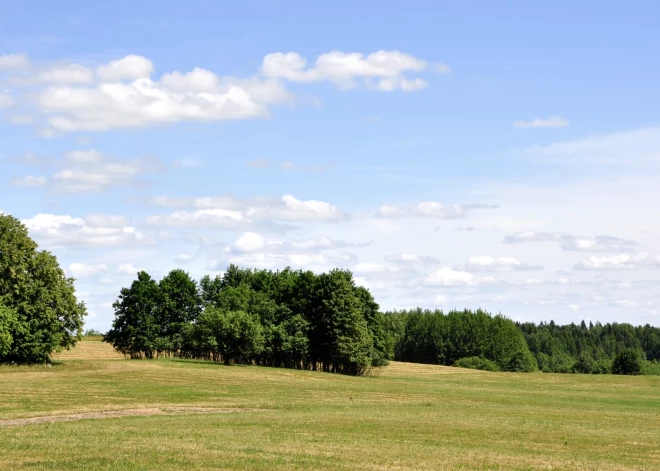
xmin=22 ymin=213 xmax=153 ymax=247
xmin=3 ymin=50 xmax=432 ymax=133
xmin=513 ymin=116 xmax=569 ymax=128
xmin=575 ymin=253 xmax=660 ymax=271
xmin=34 ymin=64 xmax=94 ymax=84
xmin=0 ymin=53 xmax=30 ymax=71
xmin=116 ymin=263 xmax=144 ymax=275
xmin=67 ymin=262 xmax=108 ymax=279
xmin=463 ymin=255 xmax=542 ymax=272
xmin=503 ymin=231 xmax=636 ymax=253
xmin=227 ymin=232 xmax=368 ymax=257
xmin=96 ymin=55 xmax=154 ymax=81
xmin=261 ymin=50 xmax=430 ymax=91
xmin=10 ymin=149 xmax=164 ymax=194
xmin=146 ymin=194 xmax=347 ymax=229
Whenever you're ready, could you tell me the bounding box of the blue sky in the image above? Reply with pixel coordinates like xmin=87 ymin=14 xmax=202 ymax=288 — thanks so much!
xmin=2 ymin=1 xmax=660 ymax=330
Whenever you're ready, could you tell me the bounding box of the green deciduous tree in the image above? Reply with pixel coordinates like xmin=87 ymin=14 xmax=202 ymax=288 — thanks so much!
xmin=0 ymin=214 xmax=86 ymax=362
xmin=104 ymin=271 xmax=161 ymax=358
xmin=612 ymin=349 xmax=643 ymax=375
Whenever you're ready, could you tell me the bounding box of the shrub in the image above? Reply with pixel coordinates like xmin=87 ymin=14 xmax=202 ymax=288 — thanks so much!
xmin=641 ymin=360 xmax=660 ymax=376
xmin=572 ymin=352 xmax=595 ymax=374
xmin=453 ymin=356 xmax=500 ymax=372
xmin=612 ymin=349 xmax=643 ymax=375
xmin=503 ymin=350 xmax=538 ymax=372
xmin=592 ymin=359 xmax=612 ymax=374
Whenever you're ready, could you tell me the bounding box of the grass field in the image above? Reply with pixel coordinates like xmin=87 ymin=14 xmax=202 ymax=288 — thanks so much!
xmin=1 ymin=338 xmax=659 ymax=470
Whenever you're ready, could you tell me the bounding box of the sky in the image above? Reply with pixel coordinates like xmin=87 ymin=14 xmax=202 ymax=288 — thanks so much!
xmin=1 ymin=0 xmax=660 ymax=331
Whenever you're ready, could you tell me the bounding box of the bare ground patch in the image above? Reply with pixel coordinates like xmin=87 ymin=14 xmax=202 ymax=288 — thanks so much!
xmin=0 ymin=406 xmax=272 ymax=427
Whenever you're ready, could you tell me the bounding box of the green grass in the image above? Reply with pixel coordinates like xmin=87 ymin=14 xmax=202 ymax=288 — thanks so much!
xmin=1 ymin=339 xmax=659 ymax=470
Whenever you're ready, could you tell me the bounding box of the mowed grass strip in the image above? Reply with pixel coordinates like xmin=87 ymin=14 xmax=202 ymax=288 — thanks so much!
xmin=1 ymin=339 xmax=659 ymax=470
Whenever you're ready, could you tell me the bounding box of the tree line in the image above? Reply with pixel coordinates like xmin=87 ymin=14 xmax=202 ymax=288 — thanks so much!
xmin=2 ymin=212 xmax=659 ymax=376
xmin=103 ymin=266 xmax=391 ymax=375
xmin=517 ymin=320 xmax=660 ymax=375
xmin=380 ymin=309 xmax=660 ymax=375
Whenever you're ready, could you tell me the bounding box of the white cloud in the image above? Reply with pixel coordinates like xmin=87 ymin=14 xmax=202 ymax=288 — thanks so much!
xmin=35 ymin=64 xmax=94 ymax=84
xmin=377 ymin=202 xmax=497 ymax=220
xmin=384 ymin=253 xmax=440 ymax=265
xmin=4 ymin=51 xmax=430 ymax=132
xmin=174 ymin=254 xmax=196 ymax=264
xmin=11 ymin=175 xmax=46 ymax=187
xmin=11 ymin=149 xmax=164 ymax=194
xmin=575 ymin=253 xmax=660 ymax=270
xmin=146 ymin=194 xmax=346 ymax=229
xmin=96 ymin=55 xmax=154 ymax=81
xmin=503 ymin=231 xmax=636 ymax=252
xmin=67 ymin=262 xmax=108 ymax=279
xmin=261 ymin=50 xmax=429 ymax=91
xmin=0 ymin=53 xmax=30 ymax=71
xmin=463 ymin=255 xmax=542 ymax=272
xmin=35 ymin=60 xmax=291 ymax=132
xmin=22 ymin=213 xmax=152 ymax=247
xmin=233 ymin=232 xmax=266 ymax=252
xmin=83 ymin=214 xmax=131 ymax=228
xmin=226 ymin=233 xmax=367 ymax=257
xmin=116 ymin=263 xmax=143 ymax=275
xmin=513 ymin=116 xmax=569 ymax=128
xmin=425 ymin=267 xmax=496 ymax=286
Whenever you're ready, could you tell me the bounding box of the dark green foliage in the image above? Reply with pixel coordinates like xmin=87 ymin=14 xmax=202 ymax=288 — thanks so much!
xmin=0 ymin=304 xmax=18 ymax=357
xmin=106 ymin=264 xmax=389 ymax=375
xmin=453 ymin=356 xmax=500 ymax=371
xmin=519 ymin=320 xmax=660 ymax=374
xmin=612 ymin=349 xmax=643 ymax=375
xmin=0 ymin=214 xmax=87 ymax=363
xmin=649 ymin=343 xmax=660 ymax=362
xmin=104 ymin=271 xmax=162 ymax=359
xmin=503 ymin=350 xmax=538 ymax=372
xmin=572 ymin=352 xmax=595 ymax=374
xmin=592 ymin=359 xmax=612 ymax=374
xmin=383 ymin=308 xmax=535 ymax=371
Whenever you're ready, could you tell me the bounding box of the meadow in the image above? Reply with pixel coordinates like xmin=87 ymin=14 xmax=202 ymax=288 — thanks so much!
xmin=1 ymin=337 xmax=659 ymax=471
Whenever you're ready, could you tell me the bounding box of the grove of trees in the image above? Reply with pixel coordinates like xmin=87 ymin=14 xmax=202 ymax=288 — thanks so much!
xmin=104 ymin=266 xmax=391 ymax=375
xmin=0 ymin=214 xmax=87 ymax=363
xmin=381 ymin=309 xmax=539 ymax=372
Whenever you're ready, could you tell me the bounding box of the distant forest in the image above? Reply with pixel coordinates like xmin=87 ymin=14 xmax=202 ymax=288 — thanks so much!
xmin=102 ymin=264 xmax=660 ymax=376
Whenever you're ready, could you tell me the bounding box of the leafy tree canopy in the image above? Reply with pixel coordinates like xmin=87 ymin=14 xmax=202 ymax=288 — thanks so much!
xmin=0 ymin=214 xmax=86 ymax=362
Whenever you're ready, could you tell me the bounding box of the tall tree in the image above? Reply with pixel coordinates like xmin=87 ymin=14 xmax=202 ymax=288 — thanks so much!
xmin=105 ymin=271 xmax=161 ymax=359
xmin=158 ymin=269 xmax=201 ymax=354
xmin=0 ymin=214 xmax=86 ymax=362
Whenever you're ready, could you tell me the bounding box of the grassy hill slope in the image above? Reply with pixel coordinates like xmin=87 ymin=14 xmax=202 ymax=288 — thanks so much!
xmin=1 ymin=338 xmax=659 ymax=470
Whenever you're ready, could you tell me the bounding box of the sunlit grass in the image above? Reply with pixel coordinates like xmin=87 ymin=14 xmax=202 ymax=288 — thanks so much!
xmin=1 ymin=338 xmax=659 ymax=470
